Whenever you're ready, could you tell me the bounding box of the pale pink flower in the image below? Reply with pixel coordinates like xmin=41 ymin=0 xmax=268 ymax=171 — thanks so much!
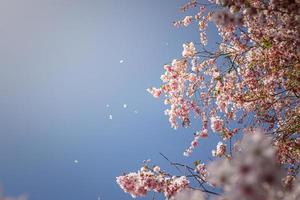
xmin=195 ymin=163 xmax=208 ymax=180
xmin=182 ymin=42 xmax=197 ymax=58
xmin=182 ymin=16 xmax=193 ymax=27
xmin=212 ymin=141 xmax=227 ymax=157
xmin=147 ymin=87 xmax=162 ymax=98
xmin=210 ymin=116 xmax=223 ymax=132
xmin=200 ymin=32 xmax=207 ymax=45
xmin=117 ymin=169 xmax=189 ymax=199
xmin=207 ymin=159 xmax=233 ymax=188
xmin=199 ymin=20 xmax=206 ymax=31
xmin=207 ymin=131 xmax=287 ymax=200
xmin=188 ymin=73 xmax=197 ymax=82
xmin=191 ymin=140 xmax=198 ymax=148
xmin=198 ymin=129 xmax=208 ymax=137
xmin=153 ymin=166 xmax=160 ymax=173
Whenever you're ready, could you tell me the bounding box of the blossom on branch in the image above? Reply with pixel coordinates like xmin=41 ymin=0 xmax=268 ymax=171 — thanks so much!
xmin=116 ymin=166 xmax=189 ymax=199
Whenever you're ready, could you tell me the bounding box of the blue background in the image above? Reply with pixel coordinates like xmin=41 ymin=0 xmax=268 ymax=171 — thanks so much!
xmin=0 ymin=0 xmax=221 ymax=199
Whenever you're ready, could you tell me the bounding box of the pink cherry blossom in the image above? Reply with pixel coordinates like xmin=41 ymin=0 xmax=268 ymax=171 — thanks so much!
xmin=210 ymin=116 xmax=223 ymax=133
xmin=182 ymin=16 xmax=193 ymax=27
xmin=182 ymin=42 xmax=196 ymax=58
xmin=212 ymin=142 xmax=227 ymax=157
xmin=116 ymin=167 xmax=189 ymax=199
xmin=118 ymin=0 xmax=300 ymax=199
xmin=147 ymin=87 xmax=162 ymax=98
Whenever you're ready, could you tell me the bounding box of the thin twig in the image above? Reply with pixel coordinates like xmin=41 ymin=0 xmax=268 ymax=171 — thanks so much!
xmin=159 ymin=152 xmax=221 ymax=196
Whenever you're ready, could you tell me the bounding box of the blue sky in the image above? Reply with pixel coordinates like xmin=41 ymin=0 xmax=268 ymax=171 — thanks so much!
xmin=0 ymin=1 xmax=221 ymax=199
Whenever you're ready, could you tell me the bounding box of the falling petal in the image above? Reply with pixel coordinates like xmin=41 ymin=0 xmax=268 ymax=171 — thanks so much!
xmin=123 ymin=104 xmax=127 ymax=108
xmin=109 ymin=114 xmax=113 ymax=120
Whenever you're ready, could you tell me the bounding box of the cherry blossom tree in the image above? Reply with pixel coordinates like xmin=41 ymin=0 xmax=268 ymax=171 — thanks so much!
xmin=117 ymin=0 xmax=300 ymax=199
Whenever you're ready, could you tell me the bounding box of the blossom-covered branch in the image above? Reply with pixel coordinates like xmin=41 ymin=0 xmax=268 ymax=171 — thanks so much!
xmin=117 ymin=0 xmax=300 ymax=199
xmin=148 ymin=0 xmax=300 ymax=164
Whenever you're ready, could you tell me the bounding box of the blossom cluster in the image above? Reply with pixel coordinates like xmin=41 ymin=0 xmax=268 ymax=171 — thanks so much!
xmin=207 ymin=131 xmax=300 ymax=200
xmin=147 ymin=0 xmax=300 ymax=164
xmin=116 ymin=165 xmax=189 ymax=199
xmin=118 ymin=0 xmax=300 ymax=199
xmin=117 ymin=131 xmax=299 ymax=200
xmin=211 ymin=141 xmax=226 ymax=157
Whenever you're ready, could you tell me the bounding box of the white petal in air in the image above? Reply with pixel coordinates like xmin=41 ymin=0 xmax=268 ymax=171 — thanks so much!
xmin=119 ymin=60 xmax=124 ymax=64
xmin=123 ymin=104 xmax=127 ymax=108
xmin=109 ymin=114 xmax=113 ymax=120
xmin=106 ymin=104 xmax=110 ymax=108
xmin=74 ymin=160 xmax=79 ymax=164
